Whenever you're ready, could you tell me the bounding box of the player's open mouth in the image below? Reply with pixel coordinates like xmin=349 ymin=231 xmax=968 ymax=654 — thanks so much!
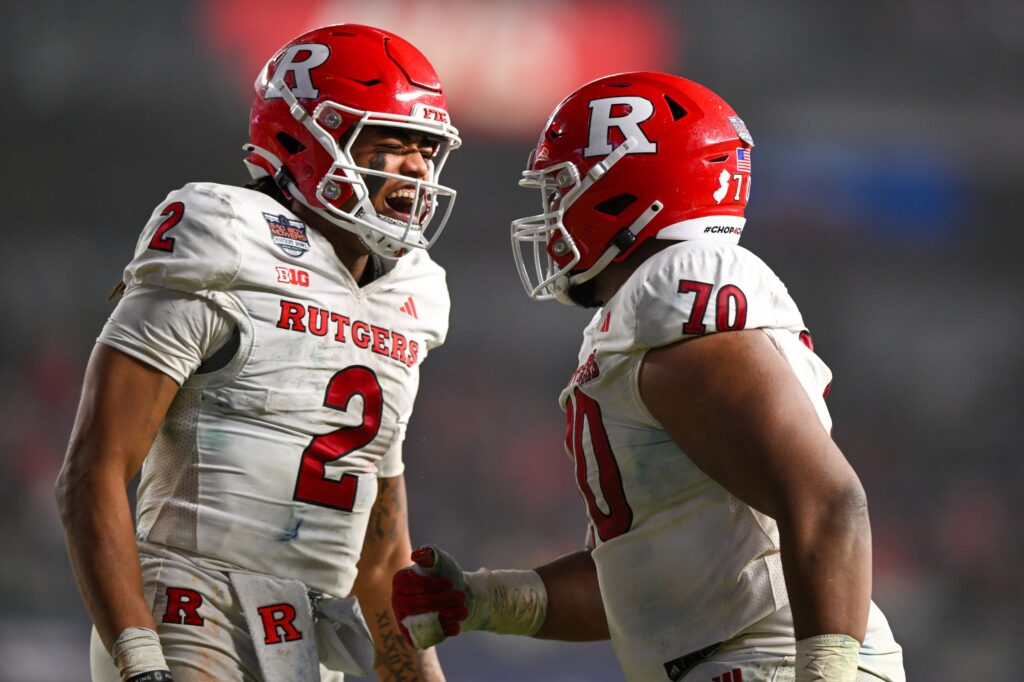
xmin=382 ymin=186 xmax=430 ymax=224
xmin=384 ymin=187 xmax=416 ymax=217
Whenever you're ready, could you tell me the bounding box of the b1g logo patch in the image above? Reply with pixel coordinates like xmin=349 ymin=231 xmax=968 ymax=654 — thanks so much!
xmin=264 ymin=213 xmax=310 ymax=257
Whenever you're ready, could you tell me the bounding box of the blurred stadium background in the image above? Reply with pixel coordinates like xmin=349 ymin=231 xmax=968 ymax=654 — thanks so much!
xmin=2 ymin=1 xmax=1022 ymax=679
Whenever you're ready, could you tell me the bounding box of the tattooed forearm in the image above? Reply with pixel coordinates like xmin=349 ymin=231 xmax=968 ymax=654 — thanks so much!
xmin=376 ymin=608 xmax=417 ymax=681
xmin=357 ymin=475 xmax=440 ymax=679
xmin=374 ymin=609 xmax=444 ymax=681
xmin=367 ymin=477 xmax=403 ymax=542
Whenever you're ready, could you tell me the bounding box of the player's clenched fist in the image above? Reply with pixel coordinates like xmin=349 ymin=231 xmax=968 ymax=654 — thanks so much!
xmin=391 ymin=546 xmax=472 ymax=649
xmin=392 ymin=545 xmax=549 ymax=649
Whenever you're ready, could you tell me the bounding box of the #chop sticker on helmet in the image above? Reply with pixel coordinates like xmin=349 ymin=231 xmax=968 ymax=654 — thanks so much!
xmin=264 ymin=213 xmax=311 ymax=257
xmin=728 ymin=116 xmax=754 ymax=146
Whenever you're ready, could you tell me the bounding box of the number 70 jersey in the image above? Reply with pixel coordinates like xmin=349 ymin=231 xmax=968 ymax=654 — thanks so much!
xmin=559 ymin=240 xmax=834 ymax=681
xmin=104 ymin=183 xmax=449 ymax=598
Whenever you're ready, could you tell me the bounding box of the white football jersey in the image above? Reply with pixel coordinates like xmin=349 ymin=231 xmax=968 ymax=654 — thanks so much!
xmin=559 ymin=240 xmax=834 ymax=681
xmin=99 ymin=182 xmax=449 ymax=597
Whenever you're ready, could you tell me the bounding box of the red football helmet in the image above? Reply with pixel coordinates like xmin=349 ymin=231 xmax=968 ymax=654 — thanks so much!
xmin=245 ymin=24 xmax=461 ymax=257
xmin=511 ymin=71 xmax=754 ymax=303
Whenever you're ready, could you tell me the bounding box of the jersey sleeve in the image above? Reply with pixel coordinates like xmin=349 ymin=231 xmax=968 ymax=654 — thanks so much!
xmin=423 ymin=284 xmax=449 ymax=352
xmin=124 ymin=183 xmax=244 ymax=294
xmin=98 ymin=285 xmax=236 ymax=385
xmin=376 ymin=422 xmax=407 ymax=478
xmin=632 ymin=242 xmax=803 ymax=350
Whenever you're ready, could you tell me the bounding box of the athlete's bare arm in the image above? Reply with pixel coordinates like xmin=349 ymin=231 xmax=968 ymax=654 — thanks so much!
xmin=533 ymin=549 xmax=608 ymax=641
xmin=55 ymin=344 xmax=181 ymax=652
xmin=639 ymin=329 xmax=871 ymax=642
xmin=352 ymin=474 xmax=445 ymax=681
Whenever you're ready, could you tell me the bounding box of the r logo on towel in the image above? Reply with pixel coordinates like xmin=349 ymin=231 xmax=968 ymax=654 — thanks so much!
xmin=257 ymin=603 xmax=305 ymax=644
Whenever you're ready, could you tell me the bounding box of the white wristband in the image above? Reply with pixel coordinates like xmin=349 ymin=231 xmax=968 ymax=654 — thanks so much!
xmin=795 ymin=633 xmax=860 ymax=682
xmin=112 ymin=627 xmax=170 ymax=679
xmin=462 ymin=568 xmax=548 ymax=637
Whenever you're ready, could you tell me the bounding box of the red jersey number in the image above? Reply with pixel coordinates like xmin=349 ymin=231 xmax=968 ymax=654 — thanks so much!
xmin=566 ymin=388 xmax=633 ymax=541
xmin=148 ymin=201 xmax=185 ymax=252
xmin=294 ymin=366 xmax=383 ymax=511
xmin=677 ymin=279 xmax=748 ymax=334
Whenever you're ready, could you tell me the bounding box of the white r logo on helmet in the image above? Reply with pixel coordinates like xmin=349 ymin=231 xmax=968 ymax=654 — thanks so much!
xmin=265 ymin=44 xmax=330 ymax=100
xmin=583 ymin=96 xmax=657 ymax=157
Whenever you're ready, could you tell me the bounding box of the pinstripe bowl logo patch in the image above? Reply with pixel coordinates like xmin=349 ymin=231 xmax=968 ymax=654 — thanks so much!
xmin=263 ymin=213 xmax=310 ymax=257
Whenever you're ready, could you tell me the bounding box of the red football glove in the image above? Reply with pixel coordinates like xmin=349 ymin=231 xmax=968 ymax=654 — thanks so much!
xmin=391 ymin=546 xmax=472 ymax=649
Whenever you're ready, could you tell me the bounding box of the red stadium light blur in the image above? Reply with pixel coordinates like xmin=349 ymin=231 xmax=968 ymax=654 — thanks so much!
xmin=197 ymin=0 xmax=678 ymax=139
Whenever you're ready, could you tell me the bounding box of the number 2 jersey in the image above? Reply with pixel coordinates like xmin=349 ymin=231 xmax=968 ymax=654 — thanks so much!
xmin=559 ymin=239 xmax=894 ymax=681
xmin=97 ymin=182 xmax=449 ymax=598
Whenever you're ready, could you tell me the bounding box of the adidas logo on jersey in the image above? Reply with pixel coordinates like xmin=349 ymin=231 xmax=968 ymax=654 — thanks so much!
xmin=399 ymin=296 xmax=418 ymax=319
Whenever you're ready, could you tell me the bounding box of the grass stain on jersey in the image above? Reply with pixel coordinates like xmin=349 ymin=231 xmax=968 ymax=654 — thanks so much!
xmin=197 ymin=427 xmax=233 ymax=452
xmin=277 ymin=518 xmax=303 ymax=542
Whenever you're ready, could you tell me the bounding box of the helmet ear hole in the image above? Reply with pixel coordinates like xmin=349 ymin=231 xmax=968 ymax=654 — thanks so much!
xmin=276 ymin=132 xmax=306 ymax=155
xmin=594 ymin=193 xmax=638 ymax=216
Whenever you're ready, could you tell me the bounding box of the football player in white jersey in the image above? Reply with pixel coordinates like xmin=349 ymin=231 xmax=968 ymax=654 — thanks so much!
xmin=391 ymin=73 xmax=906 ymax=681
xmin=55 ymin=24 xmax=460 ymax=681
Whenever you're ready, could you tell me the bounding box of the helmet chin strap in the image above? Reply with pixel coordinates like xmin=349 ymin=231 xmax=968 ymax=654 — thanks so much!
xmin=243 ymin=144 xmax=319 ymax=213
xmin=564 ymin=200 xmax=664 ymax=289
xmin=242 ymin=143 xmax=283 ymax=180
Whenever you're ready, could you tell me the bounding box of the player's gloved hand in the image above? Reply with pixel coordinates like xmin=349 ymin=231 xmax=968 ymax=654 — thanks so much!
xmin=391 ymin=546 xmax=472 ymax=649
xmin=391 ymin=545 xmax=548 ymax=650
xmin=112 ymin=627 xmax=174 ymax=682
